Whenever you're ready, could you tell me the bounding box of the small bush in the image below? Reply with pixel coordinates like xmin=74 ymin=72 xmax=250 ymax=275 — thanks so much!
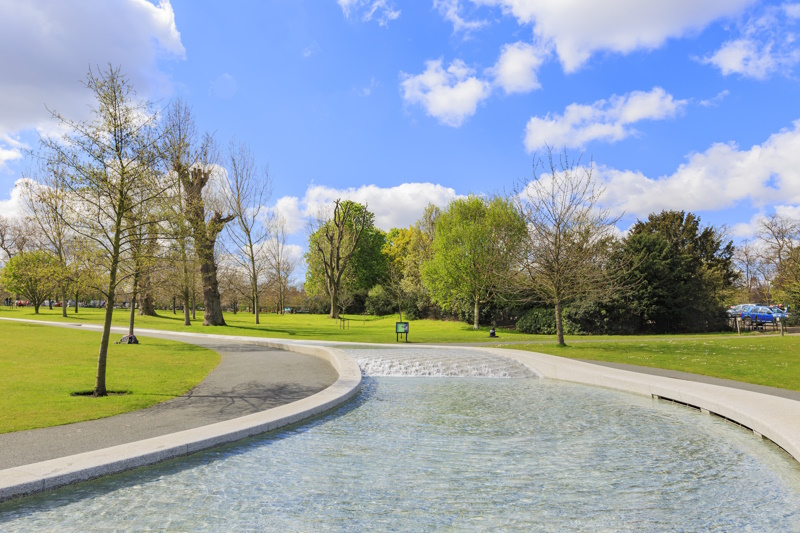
xmin=516 ymin=307 xmax=582 ymax=335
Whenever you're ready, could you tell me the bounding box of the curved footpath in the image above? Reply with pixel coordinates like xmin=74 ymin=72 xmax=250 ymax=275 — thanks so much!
xmin=0 ymin=319 xmax=362 ymax=501
xmin=2 ymin=319 xmax=800 ymax=503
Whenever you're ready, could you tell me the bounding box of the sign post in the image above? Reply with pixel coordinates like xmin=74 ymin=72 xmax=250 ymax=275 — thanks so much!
xmin=396 ymin=321 xmax=409 ymax=343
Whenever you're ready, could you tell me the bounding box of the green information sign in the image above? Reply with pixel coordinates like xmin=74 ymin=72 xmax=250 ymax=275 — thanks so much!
xmin=396 ymin=322 xmax=409 ymax=342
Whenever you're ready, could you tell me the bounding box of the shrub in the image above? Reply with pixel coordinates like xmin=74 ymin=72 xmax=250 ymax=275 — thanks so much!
xmin=516 ymin=307 xmax=582 ymax=335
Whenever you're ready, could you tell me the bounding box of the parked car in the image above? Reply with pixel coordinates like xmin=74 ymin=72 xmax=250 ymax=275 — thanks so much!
xmin=769 ymin=306 xmax=789 ymax=320
xmin=741 ymin=305 xmax=776 ymax=325
xmin=727 ymin=304 xmax=749 ymax=318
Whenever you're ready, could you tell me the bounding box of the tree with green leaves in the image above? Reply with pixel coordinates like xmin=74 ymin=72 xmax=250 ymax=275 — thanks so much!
xmin=423 ymin=195 xmax=525 ymax=329
xmin=41 ymin=65 xmax=167 ymax=396
xmin=613 ymin=210 xmax=737 ymax=332
xmin=0 ymin=251 xmax=61 ymax=313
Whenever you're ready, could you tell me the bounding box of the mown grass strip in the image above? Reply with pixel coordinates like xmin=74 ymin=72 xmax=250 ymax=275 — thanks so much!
xmin=508 ymin=336 xmax=800 ymax=392
xmin=0 ymin=321 xmax=219 ymax=433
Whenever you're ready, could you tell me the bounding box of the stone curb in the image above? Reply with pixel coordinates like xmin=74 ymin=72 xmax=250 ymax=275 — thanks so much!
xmin=0 ymin=338 xmax=362 ymax=502
xmin=484 ymin=347 xmax=800 ymax=465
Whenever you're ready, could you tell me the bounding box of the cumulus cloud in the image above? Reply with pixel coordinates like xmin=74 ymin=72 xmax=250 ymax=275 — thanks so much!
xmin=524 ymin=87 xmax=687 ymax=152
xmin=272 ymin=182 xmax=459 ymax=235
xmin=490 ymin=41 xmax=548 ymax=94
xmin=0 ymin=0 xmax=184 ymax=170
xmin=474 ymin=0 xmax=754 ymax=72
xmin=597 ymin=121 xmax=800 ymax=219
xmin=400 ymin=59 xmax=491 ymax=127
xmin=338 ymin=0 xmax=400 ymax=26
xmin=0 ymin=179 xmax=34 ymax=221
xmin=701 ymin=4 xmax=800 ymax=79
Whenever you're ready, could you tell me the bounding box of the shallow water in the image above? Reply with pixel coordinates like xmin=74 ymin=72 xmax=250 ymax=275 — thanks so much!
xmin=2 ymin=370 xmax=800 ymax=531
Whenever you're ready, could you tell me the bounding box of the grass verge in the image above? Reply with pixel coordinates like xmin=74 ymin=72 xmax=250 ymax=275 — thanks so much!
xmin=0 ymin=306 xmax=749 ymax=344
xmin=506 ymin=335 xmax=800 ymax=392
xmin=0 ymin=320 xmax=219 ymax=433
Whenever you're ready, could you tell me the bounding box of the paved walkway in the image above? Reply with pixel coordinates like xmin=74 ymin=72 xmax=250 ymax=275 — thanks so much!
xmin=2 ymin=319 xmax=798 ymax=473
xmin=0 ymin=329 xmax=338 ymax=470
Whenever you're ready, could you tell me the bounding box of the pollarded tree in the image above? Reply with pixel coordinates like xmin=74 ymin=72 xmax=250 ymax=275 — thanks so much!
xmin=162 ymin=100 xmax=233 ymax=326
xmin=0 ymin=251 xmax=61 ymax=313
xmin=514 ymin=148 xmax=621 ymax=345
xmin=422 ymin=195 xmax=526 ymax=330
xmin=41 ymin=65 xmax=168 ymax=396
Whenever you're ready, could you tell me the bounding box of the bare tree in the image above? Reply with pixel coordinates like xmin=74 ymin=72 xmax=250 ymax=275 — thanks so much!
xmin=514 ymin=147 xmax=621 ymax=345
xmin=224 ymin=138 xmax=271 ymax=324
xmin=0 ymin=214 xmax=38 ymax=262
xmin=41 ymin=65 xmax=167 ymax=396
xmin=756 ymin=213 xmax=800 ymax=302
xmin=308 ymin=199 xmax=368 ymax=319
xmin=266 ymin=215 xmax=297 ymax=315
xmin=23 ymin=158 xmax=74 ymax=317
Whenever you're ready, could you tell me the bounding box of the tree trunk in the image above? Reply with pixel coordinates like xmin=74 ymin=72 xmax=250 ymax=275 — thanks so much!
xmin=74 ymin=290 xmax=79 ymax=314
xmin=199 ymin=251 xmax=226 ymax=325
xmin=34 ymin=303 xmax=40 ymax=314
xmin=473 ymin=298 xmax=480 ymax=330
xmin=329 ymin=283 xmax=339 ymax=319
xmin=139 ymin=292 xmax=156 ymax=316
xmin=555 ymin=299 xmax=565 ymax=346
xmin=191 ymin=290 xmax=196 ymax=320
xmin=253 ymin=289 xmax=259 ymax=324
xmin=62 ymin=287 xmax=67 ymax=317
xmin=128 ymin=294 xmax=137 ymax=336
xmin=173 ymin=296 xmax=176 ymax=314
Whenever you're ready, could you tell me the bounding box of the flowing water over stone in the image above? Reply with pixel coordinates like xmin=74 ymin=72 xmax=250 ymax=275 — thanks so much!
xmin=2 ymin=347 xmax=800 ymax=531
xmin=348 ymin=346 xmax=538 ymax=378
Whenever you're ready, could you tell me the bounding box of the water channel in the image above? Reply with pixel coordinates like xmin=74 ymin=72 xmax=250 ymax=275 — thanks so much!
xmin=2 ymin=347 xmax=799 ymax=531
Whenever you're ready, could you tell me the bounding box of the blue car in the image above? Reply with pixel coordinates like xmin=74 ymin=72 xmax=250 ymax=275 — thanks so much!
xmin=770 ymin=306 xmax=790 ymax=320
xmin=741 ymin=306 xmax=776 ymax=325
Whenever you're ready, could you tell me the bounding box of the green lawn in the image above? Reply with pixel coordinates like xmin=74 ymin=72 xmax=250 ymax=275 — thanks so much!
xmin=2 ymin=304 xmax=797 ymax=433
xmin=0 ymin=305 xmax=750 ymax=344
xmin=507 ymin=335 xmax=800 ymax=392
xmin=0 ymin=320 xmax=219 ymax=433
xmin=0 ymin=305 xmax=552 ymax=343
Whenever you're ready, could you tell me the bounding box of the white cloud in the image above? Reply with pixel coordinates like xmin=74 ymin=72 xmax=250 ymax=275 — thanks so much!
xmin=0 ymin=178 xmax=34 ymax=221
xmin=0 ymin=0 xmax=184 ymax=167
xmin=400 ymin=59 xmax=491 ymax=127
xmin=699 ymin=90 xmax=730 ymax=107
xmin=272 ymin=182 xmax=459 ymax=235
xmin=701 ymin=5 xmax=800 ymax=79
xmin=524 ymin=87 xmax=687 ymax=152
xmin=598 ymin=121 xmax=800 ymax=219
xmin=273 ymin=196 xmax=305 ymax=234
xmin=434 ymin=0 xmax=488 ymax=34
xmin=490 ymin=42 xmax=547 ymax=94
xmin=338 ymin=0 xmax=400 ymax=26
xmin=474 ymin=0 xmax=754 ymax=72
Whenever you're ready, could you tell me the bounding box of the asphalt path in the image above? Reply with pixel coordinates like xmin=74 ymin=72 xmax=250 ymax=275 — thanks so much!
xmin=0 ymin=329 xmax=338 ymax=470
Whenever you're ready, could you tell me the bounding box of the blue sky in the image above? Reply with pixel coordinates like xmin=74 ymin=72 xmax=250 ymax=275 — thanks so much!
xmin=2 ymin=0 xmax=800 ymax=266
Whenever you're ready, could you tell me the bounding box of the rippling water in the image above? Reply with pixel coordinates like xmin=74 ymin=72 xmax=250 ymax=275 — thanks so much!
xmin=3 ymin=372 xmax=800 ymax=531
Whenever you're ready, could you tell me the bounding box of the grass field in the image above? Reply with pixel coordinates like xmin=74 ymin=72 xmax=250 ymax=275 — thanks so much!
xmin=510 ymin=335 xmax=800 ymax=392
xmin=2 ymin=304 xmax=798 ymax=435
xmin=0 ymin=305 xmax=747 ymax=344
xmin=0 ymin=320 xmax=219 ymax=433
